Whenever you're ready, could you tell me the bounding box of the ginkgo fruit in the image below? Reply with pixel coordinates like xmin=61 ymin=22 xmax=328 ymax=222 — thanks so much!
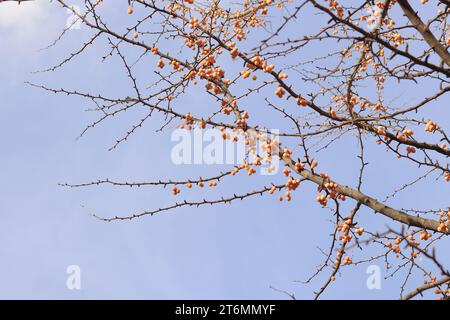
xmin=296 ymin=97 xmax=308 ymax=106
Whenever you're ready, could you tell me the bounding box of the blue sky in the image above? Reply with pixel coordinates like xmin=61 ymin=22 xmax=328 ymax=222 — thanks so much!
xmin=0 ymin=0 xmax=448 ymax=299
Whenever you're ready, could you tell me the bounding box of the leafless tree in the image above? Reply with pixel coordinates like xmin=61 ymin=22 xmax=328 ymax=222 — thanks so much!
xmin=15 ymin=0 xmax=450 ymax=299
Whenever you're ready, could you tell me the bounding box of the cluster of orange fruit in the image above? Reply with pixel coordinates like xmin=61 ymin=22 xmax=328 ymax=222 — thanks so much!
xmin=425 ymin=120 xmax=439 ymax=133
xmin=296 ymin=97 xmax=308 ymax=106
xmin=274 ymin=87 xmax=285 ymax=98
xmin=445 ymin=172 xmax=450 ymax=182
xmin=406 ymin=233 xmax=420 ymax=248
xmin=386 ymin=235 xmax=409 ymax=257
xmin=315 ymin=194 xmax=327 ymax=207
xmin=342 ymin=255 xmax=352 ymax=266
xmin=177 ymin=113 xmax=196 ymax=130
xmin=131 ymin=0 xmax=289 ymax=137
xmin=285 ymin=177 xmax=301 ymax=191
xmin=327 ymin=0 xmax=344 ymax=18
xmin=337 ymin=221 xmax=353 ymax=244
xmin=419 ymin=231 xmax=432 ymax=241
xmin=315 ymin=173 xmax=346 ymax=206
xmin=189 ymin=17 xmax=199 ymax=29
xmin=396 ymin=128 xmax=414 ymax=142
xmin=438 ymin=222 xmax=449 ymax=233
xmin=333 ymin=251 xmax=352 ymax=267
xmin=281 ymin=148 xmax=292 ymax=161
xmin=172 ymin=185 xmax=181 ymax=195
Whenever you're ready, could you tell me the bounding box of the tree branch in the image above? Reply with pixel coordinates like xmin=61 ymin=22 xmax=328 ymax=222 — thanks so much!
xmin=397 ymin=0 xmax=450 ymax=67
